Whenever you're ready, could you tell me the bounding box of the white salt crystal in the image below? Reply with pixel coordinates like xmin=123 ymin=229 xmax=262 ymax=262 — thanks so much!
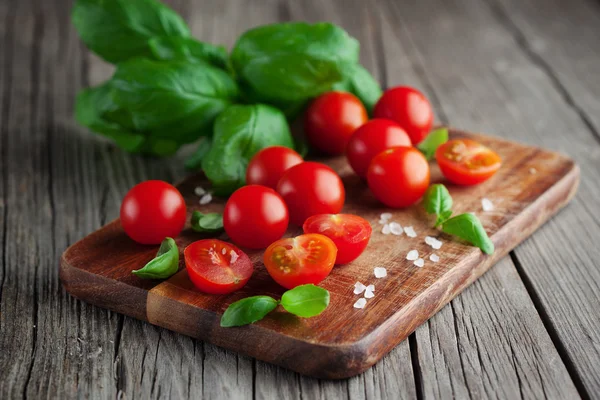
xmin=230 ymin=250 xmax=239 ymax=264
xmin=406 ymin=250 xmax=419 ymax=261
xmin=374 ymin=267 xmax=387 ymax=278
xmin=430 ymin=254 xmax=440 ymax=262
xmin=367 ymin=284 xmax=375 ymax=292
xmin=194 ymin=186 xmax=206 ymax=197
xmin=380 ymin=212 xmax=392 ymax=221
xmin=414 ymin=258 xmax=425 ymax=268
xmin=378 ymin=219 xmax=387 ymax=225
xmin=354 ymin=282 xmax=366 ymax=294
xmin=389 ymin=222 xmax=403 ymax=235
xmin=482 ymin=198 xmax=494 ymax=212
xmin=199 ymin=193 xmax=212 ymax=205
xmin=221 ymin=248 xmax=226 ymax=255
xmin=381 ymin=224 xmax=391 ymax=235
xmin=404 ymin=226 xmax=417 ymax=237
xmin=431 ymin=239 xmax=442 ymax=250
xmin=354 ymin=298 xmax=367 ymax=309
xmin=425 ymin=236 xmax=436 ymax=245
xmin=364 ymin=288 xmax=375 ymax=299
xmin=529 ymin=167 xmax=537 ymax=174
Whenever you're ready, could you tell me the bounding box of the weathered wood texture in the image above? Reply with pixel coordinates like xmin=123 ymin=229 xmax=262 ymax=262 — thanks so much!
xmin=1 ymin=0 xmax=598 ymax=397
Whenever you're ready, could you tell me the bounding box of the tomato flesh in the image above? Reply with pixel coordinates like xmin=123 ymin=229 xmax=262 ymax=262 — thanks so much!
xmin=263 ymin=234 xmax=336 ymax=289
xmin=246 ymin=146 xmax=303 ymax=189
xmin=185 ymin=239 xmax=254 ymax=294
xmin=303 ymin=214 xmax=372 ymax=264
xmin=435 ymin=139 xmax=502 ymax=185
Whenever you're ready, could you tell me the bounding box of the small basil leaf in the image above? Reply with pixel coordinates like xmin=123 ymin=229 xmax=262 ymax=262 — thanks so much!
xmin=423 ymin=184 xmax=453 ymax=217
xmin=435 ymin=209 xmax=453 ymax=228
xmin=72 ymin=0 xmax=190 ymax=63
xmin=185 ymin=137 xmax=212 ymax=170
xmin=418 ymin=128 xmax=449 ymax=160
xmin=442 ymin=213 xmax=495 ymax=254
xmin=280 ymin=284 xmax=330 ymax=318
xmin=333 ymin=64 xmax=382 ymax=115
xmin=132 ymin=237 xmax=179 ymax=279
xmin=220 ymin=296 xmax=279 ymax=327
xmin=148 ymin=36 xmax=228 ymax=69
xmin=191 ymin=211 xmax=224 ymax=233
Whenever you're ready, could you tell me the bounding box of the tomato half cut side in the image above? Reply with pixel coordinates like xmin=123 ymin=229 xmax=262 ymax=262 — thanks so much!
xmin=435 ymin=139 xmax=502 ymax=185
xmin=263 ymin=234 xmax=337 ymax=289
xmin=185 ymin=239 xmax=254 ymax=294
xmin=303 ymin=214 xmax=372 ymax=264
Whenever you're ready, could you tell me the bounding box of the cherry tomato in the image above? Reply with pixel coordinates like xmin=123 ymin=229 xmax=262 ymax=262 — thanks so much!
xmin=246 ymin=146 xmax=303 ymax=189
xmin=373 ymin=86 xmax=433 ymax=145
xmin=185 ymin=239 xmax=253 ymax=294
xmin=436 ymin=139 xmax=502 ymax=185
xmin=304 ymin=91 xmax=368 ymax=155
xmin=367 ymin=147 xmax=430 ymax=208
xmin=224 ymin=185 xmax=289 ymax=249
xmin=263 ymin=234 xmax=336 ymax=289
xmin=277 ymin=162 xmax=345 ymax=226
xmin=120 ymin=180 xmax=186 ymax=245
xmin=346 ymin=119 xmax=412 ymax=178
xmin=303 ymin=214 xmax=372 ymax=264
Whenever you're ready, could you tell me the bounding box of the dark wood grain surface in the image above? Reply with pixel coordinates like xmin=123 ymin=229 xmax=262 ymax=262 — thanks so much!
xmin=1 ymin=0 xmax=599 ymax=398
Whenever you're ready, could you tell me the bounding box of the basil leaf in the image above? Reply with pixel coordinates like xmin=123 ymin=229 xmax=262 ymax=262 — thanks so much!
xmin=280 ymin=284 xmax=330 ymax=318
xmin=72 ymin=0 xmax=190 ymax=63
xmin=148 ymin=36 xmax=228 ymax=69
xmin=132 ymin=237 xmax=179 ymax=279
xmin=231 ymin=22 xmax=359 ymax=104
xmin=418 ymin=128 xmax=449 ymax=160
xmin=202 ymin=104 xmax=294 ymax=195
xmin=185 ymin=137 xmax=212 ymax=170
xmin=436 ymin=210 xmax=453 ymax=228
xmin=442 ymin=213 xmax=495 ymax=254
xmin=423 ymin=184 xmax=453 ymax=223
xmin=191 ymin=211 xmax=224 ymax=233
xmin=220 ymin=296 xmax=279 ymax=327
xmin=333 ymin=64 xmax=382 ymax=115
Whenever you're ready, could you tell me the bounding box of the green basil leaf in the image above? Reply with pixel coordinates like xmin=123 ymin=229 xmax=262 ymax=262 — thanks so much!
xmin=280 ymin=284 xmax=330 ymax=318
xmin=418 ymin=128 xmax=449 ymax=160
xmin=191 ymin=211 xmax=224 ymax=233
xmin=220 ymin=296 xmax=279 ymax=327
xmin=132 ymin=237 xmax=179 ymax=279
xmin=185 ymin=137 xmax=212 ymax=170
xmin=72 ymin=0 xmax=190 ymax=63
xmin=202 ymin=104 xmax=294 ymax=195
xmin=148 ymin=36 xmax=228 ymax=69
xmin=333 ymin=64 xmax=382 ymax=115
xmin=423 ymin=184 xmax=453 ymax=219
xmin=442 ymin=213 xmax=495 ymax=254
xmin=231 ymin=22 xmax=359 ymax=104
xmin=436 ymin=209 xmax=453 ymax=228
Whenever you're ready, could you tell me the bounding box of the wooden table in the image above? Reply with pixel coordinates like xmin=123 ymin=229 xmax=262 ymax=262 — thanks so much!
xmin=1 ymin=0 xmax=598 ymax=398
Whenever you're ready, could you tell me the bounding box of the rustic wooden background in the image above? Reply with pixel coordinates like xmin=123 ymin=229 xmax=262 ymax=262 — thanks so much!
xmin=1 ymin=0 xmax=599 ymax=398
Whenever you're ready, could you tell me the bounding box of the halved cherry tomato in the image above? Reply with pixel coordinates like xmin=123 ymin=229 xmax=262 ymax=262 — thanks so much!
xmin=263 ymin=234 xmax=337 ymax=289
xmin=303 ymin=214 xmax=372 ymax=264
xmin=246 ymin=146 xmax=303 ymax=189
xmin=185 ymin=239 xmax=253 ymax=294
xmin=367 ymin=147 xmax=430 ymax=208
xmin=305 ymin=91 xmax=368 ymax=155
xmin=435 ymin=139 xmax=502 ymax=185
xmin=346 ymin=119 xmax=412 ymax=178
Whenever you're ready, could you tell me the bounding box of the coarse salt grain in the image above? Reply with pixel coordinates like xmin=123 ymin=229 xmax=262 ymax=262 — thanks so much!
xmin=414 ymin=258 xmax=425 ymax=268
xmin=364 ymin=288 xmax=375 ymax=298
xmin=354 ymin=298 xmax=367 ymax=309
xmin=378 ymin=219 xmax=387 ymax=224
xmin=430 ymin=254 xmax=440 ymax=262
xmin=404 ymin=226 xmax=417 ymax=237
xmin=199 ymin=193 xmax=212 ymax=205
xmin=425 ymin=236 xmax=435 ymax=245
xmin=230 ymin=250 xmax=239 ymax=263
xmin=194 ymin=186 xmax=206 ymax=197
xmin=482 ymin=198 xmax=494 ymax=212
xmin=389 ymin=222 xmax=403 ymax=235
xmin=374 ymin=267 xmax=387 ymax=278
xmin=380 ymin=212 xmax=392 ymax=221
xmin=382 ymin=224 xmax=391 ymax=235
xmin=221 ymin=248 xmax=227 ymax=255
xmin=367 ymin=284 xmax=375 ymax=292
xmin=431 ymin=239 xmax=442 ymax=250
xmin=406 ymin=250 xmax=419 ymax=261
xmin=354 ymin=282 xmax=366 ymax=294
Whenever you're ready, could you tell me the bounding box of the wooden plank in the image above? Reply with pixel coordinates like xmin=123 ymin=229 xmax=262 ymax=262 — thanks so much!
xmin=376 ymin=0 xmax=600 ymax=396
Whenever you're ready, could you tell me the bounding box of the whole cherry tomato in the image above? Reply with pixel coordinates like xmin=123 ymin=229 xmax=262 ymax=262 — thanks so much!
xmin=223 ymin=185 xmax=289 ymax=249
xmin=303 ymin=214 xmax=372 ymax=264
xmin=436 ymin=139 xmax=502 ymax=185
xmin=373 ymin=86 xmax=433 ymax=145
xmin=346 ymin=119 xmax=412 ymax=178
xmin=367 ymin=147 xmax=430 ymax=208
xmin=263 ymin=233 xmax=337 ymax=289
xmin=304 ymin=91 xmax=368 ymax=155
xmin=185 ymin=239 xmax=253 ymax=294
xmin=277 ymin=162 xmax=345 ymax=226
xmin=120 ymin=180 xmax=186 ymax=245
xmin=246 ymin=146 xmax=303 ymax=189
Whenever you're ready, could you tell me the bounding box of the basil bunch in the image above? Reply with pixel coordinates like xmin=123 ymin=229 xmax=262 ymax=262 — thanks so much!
xmin=72 ymin=0 xmax=381 ymax=194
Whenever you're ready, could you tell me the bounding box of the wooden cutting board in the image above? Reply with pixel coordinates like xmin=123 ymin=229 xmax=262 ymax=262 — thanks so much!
xmin=59 ymin=129 xmax=579 ymax=379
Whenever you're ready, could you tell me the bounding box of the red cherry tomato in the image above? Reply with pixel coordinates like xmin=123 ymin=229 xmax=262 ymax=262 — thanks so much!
xmin=185 ymin=239 xmax=253 ymax=294
xmin=246 ymin=146 xmax=303 ymax=189
xmin=367 ymin=147 xmax=430 ymax=208
xmin=373 ymin=86 xmax=433 ymax=145
xmin=303 ymin=214 xmax=372 ymax=264
xmin=263 ymin=233 xmax=336 ymax=289
xmin=436 ymin=139 xmax=502 ymax=185
xmin=276 ymin=162 xmax=345 ymax=226
xmin=346 ymin=119 xmax=412 ymax=178
xmin=120 ymin=180 xmax=186 ymax=245
xmin=224 ymin=185 xmax=289 ymax=249
xmin=304 ymin=91 xmax=368 ymax=155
